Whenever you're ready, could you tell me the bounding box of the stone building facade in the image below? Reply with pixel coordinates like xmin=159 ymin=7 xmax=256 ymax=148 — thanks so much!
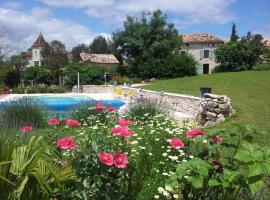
xmin=180 ymin=33 xmax=224 ymax=74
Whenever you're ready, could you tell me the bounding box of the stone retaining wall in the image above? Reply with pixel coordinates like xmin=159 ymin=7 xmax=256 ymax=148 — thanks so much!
xmin=72 ymin=85 xmax=233 ymax=125
xmin=196 ymin=93 xmax=233 ymax=127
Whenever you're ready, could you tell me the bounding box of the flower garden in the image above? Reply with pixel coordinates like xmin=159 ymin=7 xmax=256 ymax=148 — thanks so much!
xmin=0 ymin=98 xmax=270 ymax=200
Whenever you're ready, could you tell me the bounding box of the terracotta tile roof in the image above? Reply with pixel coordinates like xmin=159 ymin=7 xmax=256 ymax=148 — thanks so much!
xmin=180 ymin=33 xmax=224 ymax=44
xmin=32 ymin=33 xmax=46 ymax=48
xmin=80 ymin=53 xmax=119 ymax=64
xmin=21 ymin=51 xmax=32 ymax=57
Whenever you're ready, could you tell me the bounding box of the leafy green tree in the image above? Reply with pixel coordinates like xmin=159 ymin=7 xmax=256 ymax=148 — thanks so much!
xmin=72 ymin=43 xmax=90 ymax=62
xmin=21 ymin=66 xmax=54 ymax=85
xmin=112 ymin=10 xmax=194 ymax=79
xmin=0 ymin=61 xmax=12 ymax=84
xmin=64 ymin=63 xmax=105 ymax=87
xmin=3 ymin=69 xmax=20 ymax=88
xmin=215 ymin=32 xmax=265 ymax=71
xmin=89 ymin=35 xmax=111 ymax=54
xmin=41 ymin=40 xmax=68 ymax=84
xmin=230 ymin=22 xmax=239 ymax=42
xmin=10 ymin=54 xmax=28 ymax=72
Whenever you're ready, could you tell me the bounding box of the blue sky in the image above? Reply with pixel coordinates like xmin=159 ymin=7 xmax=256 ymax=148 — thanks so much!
xmin=0 ymin=0 xmax=269 ymax=54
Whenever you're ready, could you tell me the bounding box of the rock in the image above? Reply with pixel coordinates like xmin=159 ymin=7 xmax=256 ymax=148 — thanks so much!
xmin=203 ymin=93 xmax=219 ymax=99
xmin=204 ymin=121 xmax=217 ymax=128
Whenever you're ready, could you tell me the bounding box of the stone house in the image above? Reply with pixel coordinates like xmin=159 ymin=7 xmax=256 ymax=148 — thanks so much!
xmin=180 ymin=33 xmax=224 ymax=74
xmin=23 ymin=33 xmax=47 ymax=68
xmin=79 ymin=52 xmax=119 ymax=68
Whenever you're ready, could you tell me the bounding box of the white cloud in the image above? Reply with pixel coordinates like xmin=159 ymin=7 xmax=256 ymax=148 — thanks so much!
xmin=0 ymin=7 xmax=101 ymax=55
xmin=41 ymin=0 xmax=236 ymax=26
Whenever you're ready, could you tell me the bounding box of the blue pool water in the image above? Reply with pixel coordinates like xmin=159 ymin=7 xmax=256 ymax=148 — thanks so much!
xmin=1 ymin=95 xmax=125 ymax=116
xmin=33 ymin=95 xmax=125 ymax=114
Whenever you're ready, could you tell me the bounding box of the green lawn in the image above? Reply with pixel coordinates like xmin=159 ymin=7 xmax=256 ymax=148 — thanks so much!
xmin=144 ymin=71 xmax=270 ymax=133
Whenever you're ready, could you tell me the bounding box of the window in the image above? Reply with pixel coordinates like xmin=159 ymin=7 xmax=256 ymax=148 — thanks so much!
xmin=212 ymin=43 xmax=216 ymax=47
xmin=204 ymin=50 xmax=210 ymax=58
xmin=34 ymin=61 xmax=39 ymax=66
xmin=186 ymin=43 xmax=189 ymax=47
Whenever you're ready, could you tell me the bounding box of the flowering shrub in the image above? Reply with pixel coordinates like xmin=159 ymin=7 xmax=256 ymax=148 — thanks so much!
xmin=39 ymin=103 xmax=270 ymax=200
xmin=48 ymin=118 xmax=60 ymax=125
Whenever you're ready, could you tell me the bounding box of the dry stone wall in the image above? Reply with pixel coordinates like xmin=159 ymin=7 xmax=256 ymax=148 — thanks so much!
xmin=196 ymin=93 xmax=233 ymax=127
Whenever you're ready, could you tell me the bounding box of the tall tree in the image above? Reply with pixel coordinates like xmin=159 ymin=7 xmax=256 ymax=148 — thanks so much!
xmin=216 ymin=31 xmax=265 ymax=71
xmin=230 ymin=22 xmax=239 ymax=42
xmin=41 ymin=40 xmax=68 ymax=84
xmin=112 ymin=10 xmax=195 ymax=79
xmin=89 ymin=36 xmax=111 ymax=54
xmin=71 ymin=43 xmax=89 ymax=62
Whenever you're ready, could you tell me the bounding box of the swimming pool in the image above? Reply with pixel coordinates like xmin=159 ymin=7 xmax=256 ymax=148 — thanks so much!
xmin=1 ymin=95 xmax=125 ymax=115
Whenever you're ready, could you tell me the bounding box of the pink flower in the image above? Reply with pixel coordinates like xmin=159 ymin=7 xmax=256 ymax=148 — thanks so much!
xmin=118 ymin=119 xmax=131 ymax=127
xmin=186 ymin=130 xmax=207 ymax=139
xmin=111 ymin=127 xmax=133 ymax=138
xmin=169 ymin=138 xmax=185 ymax=149
xmin=108 ymin=106 xmax=116 ymax=112
xmin=113 ymin=152 xmax=128 ymax=168
xmin=64 ymin=119 xmax=81 ymax=127
xmin=209 ymin=136 xmax=223 ymax=143
xmin=48 ymin=118 xmax=60 ymax=125
xmin=57 ymin=136 xmax=77 ymax=150
xmin=20 ymin=126 xmax=33 ymax=132
xmin=99 ymin=152 xmax=114 ymax=166
xmin=96 ymin=103 xmax=106 ymax=112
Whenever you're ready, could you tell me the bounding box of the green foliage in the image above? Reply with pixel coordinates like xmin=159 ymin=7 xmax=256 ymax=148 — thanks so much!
xmin=113 ymin=10 xmax=195 ymax=79
xmin=230 ymin=22 xmax=239 ymax=42
xmin=12 ymin=85 xmax=66 ymax=94
xmin=71 ymin=44 xmax=90 ymax=62
xmin=0 ymin=130 xmax=76 ymax=200
xmin=3 ymin=69 xmax=20 ymax=88
xmin=41 ymin=40 xmax=68 ymax=70
xmin=21 ymin=66 xmax=54 ymax=85
xmin=90 ymin=35 xmax=112 ymax=54
xmin=0 ymin=61 xmax=12 ymax=84
xmin=64 ymin=63 xmax=106 ymax=87
xmin=164 ymin=125 xmax=270 ymax=200
xmin=215 ymin=32 xmax=265 ymax=71
xmin=0 ymin=97 xmax=47 ymax=128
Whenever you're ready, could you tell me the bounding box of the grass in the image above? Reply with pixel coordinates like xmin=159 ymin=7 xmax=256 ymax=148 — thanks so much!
xmin=144 ymin=71 xmax=270 ymax=134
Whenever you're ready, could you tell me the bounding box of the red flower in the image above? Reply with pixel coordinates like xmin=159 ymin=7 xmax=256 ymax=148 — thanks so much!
xmin=108 ymin=106 xmax=116 ymax=112
xmin=169 ymin=138 xmax=185 ymax=149
xmin=95 ymin=103 xmax=106 ymax=112
xmin=209 ymin=136 xmax=223 ymax=143
xmin=118 ymin=119 xmax=131 ymax=127
xmin=186 ymin=130 xmax=207 ymax=139
xmin=64 ymin=119 xmax=81 ymax=127
xmin=57 ymin=136 xmax=77 ymax=150
xmin=99 ymin=152 xmax=114 ymax=166
xmin=111 ymin=127 xmax=133 ymax=138
xmin=20 ymin=126 xmax=32 ymax=132
xmin=113 ymin=152 xmax=128 ymax=168
xmin=48 ymin=118 xmax=60 ymax=125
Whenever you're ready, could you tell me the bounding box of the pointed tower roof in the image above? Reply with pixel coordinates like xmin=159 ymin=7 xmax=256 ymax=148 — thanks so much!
xmin=32 ymin=33 xmax=46 ymax=48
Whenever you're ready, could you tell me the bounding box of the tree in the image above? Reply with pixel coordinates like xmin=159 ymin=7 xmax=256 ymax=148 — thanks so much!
xmin=63 ymin=63 xmax=105 ymax=87
xmin=72 ymin=44 xmax=90 ymax=62
xmin=10 ymin=55 xmax=28 ymax=72
xmin=41 ymin=40 xmax=68 ymax=84
xmin=89 ymin=35 xmax=111 ymax=54
xmin=215 ymin=32 xmax=265 ymax=71
xmin=4 ymin=69 xmax=20 ymax=88
xmin=112 ymin=10 xmax=195 ymax=79
xmin=21 ymin=66 xmax=54 ymax=85
xmin=230 ymin=22 xmax=239 ymax=42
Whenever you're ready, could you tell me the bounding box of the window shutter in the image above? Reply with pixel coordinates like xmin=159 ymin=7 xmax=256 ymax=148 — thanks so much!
xmin=210 ymin=50 xmax=213 ymax=60
xmin=200 ymin=50 xmax=203 ymax=60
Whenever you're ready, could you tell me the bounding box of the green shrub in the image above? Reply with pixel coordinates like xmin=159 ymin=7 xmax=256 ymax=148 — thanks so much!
xmin=12 ymin=85 xmax=66 ymax=94
xmin=64 ymin=63 xmax=106 ymax=88
xmin=0 ymin=97 xmax=47 ymax=128
xmin=21 ymin=66 xmax=54 ymax=85
xmin=252 ymin=63 xmax=270 ymax=71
